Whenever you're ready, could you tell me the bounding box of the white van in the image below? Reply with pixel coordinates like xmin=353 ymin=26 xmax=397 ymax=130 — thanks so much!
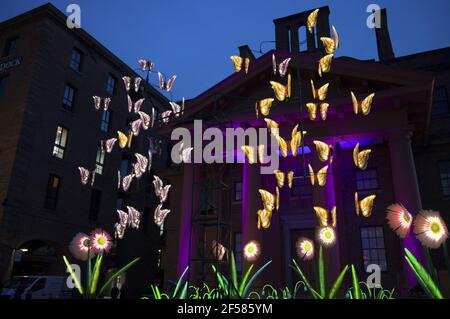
xmin=1 ymin=276 xmax=73 ymax=299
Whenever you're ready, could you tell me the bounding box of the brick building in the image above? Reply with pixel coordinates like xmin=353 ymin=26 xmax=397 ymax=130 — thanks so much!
xmin=0 ymin=4 xmax=169 ymax=297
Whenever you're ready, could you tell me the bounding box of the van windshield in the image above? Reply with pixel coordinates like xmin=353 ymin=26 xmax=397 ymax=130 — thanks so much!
xmin=4 ymin=277 xmax=36 ymax=289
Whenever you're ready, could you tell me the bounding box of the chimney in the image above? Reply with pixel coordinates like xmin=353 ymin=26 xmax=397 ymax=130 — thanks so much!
xmin=375 ymin=8 xmax=395 ymax=61
xmin=238 ymin=45 xmax=256 ymax=61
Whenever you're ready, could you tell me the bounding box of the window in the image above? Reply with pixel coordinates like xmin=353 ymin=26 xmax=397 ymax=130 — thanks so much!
xmin=101 ymin=110 xmax=112 ymax=132
xmin=291 ymin=176 xmax=312 ymax=198
xmin=89 ymin=189 xmax=102 ymax=221
xmin=234 ymin=181 xmax=242 ymax=201
xmin=355 ymin=168 xmax=378 ymax=191
xmin=432 ymin=86 xmax=449 ymax=116
xmin=439 ymin=161 xmax=450 ymax=196
xmin=0 ymin=75 xmax=8 ymax=97
xmin=95 ymin=145 xmax=105 ymax=175
xmin=2 ymin=37 xmax=18 ymax=57
xmin=44 ymin=175 xmax=61 ymax=210
xmin=52 ymin=126 xmax=68 ymax=159
xmin=361 ymin=226 xmax=387 ymax=272
xmin=62 ymin=84 xmax=76 ymax=111
xmin=69 ymin=48 xmax=82 ymax=71
xmin=106 ymin=74 xmax=116 ymax=95
xmin=120 ymin=159 xmax=130 ymax=177
xmin=234 ymin=233 xmax=242 ymax=272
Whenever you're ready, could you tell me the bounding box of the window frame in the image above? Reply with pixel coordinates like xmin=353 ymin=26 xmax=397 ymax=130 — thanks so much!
xmin=69 ymin=48 xmax=83 ymax=72
xmin=44 ymin=174 xmax=61 ymax=210
xmin=100 ymin=110 xmax=112 ymax=133
xmin=95 ymin=145 xmax=106 ymax=175
xmin=234 ymin=181 xmax=243 ymax=202
xmin=355 ymin=167 xmax=379 ymax=191
xmin=432 ymin=85 xmax=450 ymax=116
xmin=52 ymin=125 xmax=69 ymax=159
xmin=2 ymin=37 xmax=18 ymax=57
xmin=62 ymin=84 xmax=76 ymax=111
xmin=106 ymin=74 xmax=117 ymax=95
xmin=360 ymin=226 xmax=388 ymax=273
xmin=438 ymin=160 xmax=450 ymax=197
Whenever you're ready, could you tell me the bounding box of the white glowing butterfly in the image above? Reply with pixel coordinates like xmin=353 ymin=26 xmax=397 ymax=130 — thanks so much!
xmin=138 ymin=59 xmax=154 ymax=72
xmin=179 ymin=142 xmax=193 ymax=163
xmin=114 ymin=221 xmax=126 ymax=240
xmin=93 ymin=96 xmax=111 ymax=112
xmin=132 ymin=163 xmax=144 ymax=179
xmin=134 ymin=153 xmax=149 ymax=174
xmin=78 ymin=167 xmax=95 ymax=186
xmin=127 ymin=95 xmax=145 ymax=113
xmin=170 ymin=98 xmax=185 ymax=117
xmin=272 ymin=54 xmax=291 ymax=77
xmin=160 ymin=110 xmax=172 ymax=123
xmin=121 ymin=173 xmax=134 ymax=192
xmin=147 ymin=149 xmax=153 ymax=172
xmin=153 ymin=175 xmax=171 ymax=204
xmin=137 ymin=111 xmax=151 ymax=130
xmin=122 ymin=76 xmax=142 ymax=93
xmin=158 ymin=72 xmax=176 ymax=92
xmin=154 ymin=204 xmax=170 ymax=227
xmin=102 ymin=138 xmax=117 ymax=154
xmin=115 ymin=206 xmax=141 ymax=239
xmin=126 ymin=206 xmax=141 ymax=229
xmin=130 ymin=119 xmax=144 ymax=136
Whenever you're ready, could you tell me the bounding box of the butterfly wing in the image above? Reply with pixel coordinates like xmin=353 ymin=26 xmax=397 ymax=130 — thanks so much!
xmin=331 ymin=206 xmax=337 ymax=227
xmin=264 ymin=118 xmax=280 ymax=135
xmin=153 ymin=175 xmax=163 ymax=198
xmin=117 ymin=209 xmax=129 ymax=227
xmin=160 ymin=184 xmax=171 ymax=203
xmin=258 ymin=189 xmax=275 ymax=212
xmin=287 ymin=171 xmax=294 ymax=189
xmin=103 ymin=98 xmax=111 ymax=111
xmin=127 ymin=206 xmax=141 ymax=229
xmin=134 ymin=77 xmax=142 ymax=92
xmin=355 ymin=192 xmax=360 ymax=216
xmin=320 ymin=103 xmax=329 ymax=121
xmin=317 ymin=83 xmax=329 ymax=101
xmin=332 ymin=25 xmax=339 ymax=50
xmin=122 ymin=174 xmax=134 ymax=192
xmin=306 ymin=103 xmax=317 ymax=121
xmin=244 ymin=58 xmax=250 ymax=74
xmin=276 ymin=186 xmax=280 ymax=211
xmin=361 ymin=93 xmax=375 ymax=116
xmin=318 ymin=54 xmax=333 ymax=77
xmin=105 ymin=138 xmax=117 ymax=153
xmin=133 ymin=98 xmax=145 ymax=113
xmin=127 ymin=95 xmax=133 ymax=113
xmin=135 ymin=153 xmax=149 ymax=173
xmin=290 ymin=124 xmax=301 ymax=157
xmin=78 ymin=167 xmax=90 ymax=185
xmin=166 ymin=75 xmax=177 ymax=92
xmin=181 ymin=147 xmax=193 ymax=163
xmin=93 ymin=96 xmax=101 ymax=110
xmin=272 ymin=54 xmax=277 ymax=75
xmin=130 ymin=119 xmax=143 ymax=136
xmin=317 ymin=165 xmax=328 ymax=186
xmin=230 ymin=56 xmax=243 ymax=72
xmin=258 ymin=98 xmax=274 ymax=117
xmin=308 ymin=164 xmax=315 ymax=186
xmin=241 ymin=145 xmax=256 ymax=164
xmin=275 ymin=134 xmax=288 ymax=158
xmin=360 ymin=195 xmax=376 ymax=217
xmin=157 ymin=72 xmax=164 ymax=89
xmin=270 ymin=81 xmax=287 ymax=101
xmin=154 ymin=204 xmax=170 ymax=226
xmin=138 ymin=59 xmax=147 ymax=71
xmin=161 ymin=110 xmax=172 ymax=123
xmin=353 ymin=143 xmax=360 ymax=168
xmin=357 ymin=149 xmax=371 ymax=170
xmin=274 ymin=170 xmax=285 ymax=188
xmin=138 ymin=111 xmax=151 ymax=130
xmin=307 ymin=8 xmax=319 ymax=33
xmin=320 ymin=37 xmax=335 ymax=54
xmin=169 ymin=101 xmax=181 ymax=116
xmin=278 ymin=58 xmax=291 ymax=77
xmin=313 ymin=140 xmax=330 ymax=162
xmin=313 ymin=206 xmax=329 ymax=227
xmin=122 ymin=76 xmax=131 ymax=92
xmin=114 ymin=222 xmax=126 ymax=240
xmin=117 ymin=170 xmax=121 ymax=189
xmin=350 ymin=91 xmax=359 ymax=115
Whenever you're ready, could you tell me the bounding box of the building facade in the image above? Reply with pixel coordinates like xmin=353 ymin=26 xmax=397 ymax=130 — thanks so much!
xmin=159 ymin=7 xmax=450 ymax=297
xmin=0 ymin=4 xmax=169 ymax=297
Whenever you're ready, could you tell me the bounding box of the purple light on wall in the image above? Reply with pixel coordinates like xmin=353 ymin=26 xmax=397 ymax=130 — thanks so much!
xmin=277 ymin=146 xmax=311 ymax=157
xmin=241 ymin=162 xmax=249 ymax=237
xmin=402 ymin=232 xmax=424 ymax=285
xmin=338 ymin=137 xmax=383 ymax=149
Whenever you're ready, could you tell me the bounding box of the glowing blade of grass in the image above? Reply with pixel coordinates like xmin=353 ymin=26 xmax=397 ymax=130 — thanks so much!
xmin=63 ymin=255 xmax=84 ymax=295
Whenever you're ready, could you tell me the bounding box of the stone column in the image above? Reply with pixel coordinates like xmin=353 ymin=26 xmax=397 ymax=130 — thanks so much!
xmin=387 ymin=129 xmax=425 ymax=287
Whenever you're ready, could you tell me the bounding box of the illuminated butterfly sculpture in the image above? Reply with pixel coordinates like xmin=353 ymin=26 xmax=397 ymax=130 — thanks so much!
xmin=102 ymin=138 xmax=118 ymax=154
xmin=353 ymin=143 xmax=371 ymax=170
xmin=272 ymin=54 xmax=291 ymax=77
xmin=137 ymin=111 xmax=152 ymax=130
xmin=130 ymin=119 xmax=144 ymax=136
xmin=154 ymin=204 xmax=170 ymax=227
xmin=127 ymin=95 xmax=145 ymax=113
xmin=230 ymin=55 xmax=250 ymax=74
xmin=306 ymin=80 xmax=330 ymax=121
xmin=115 ymin=206 xmax=141 ymax=239
xmin=160 ymin=110 xmax=172 ymax=123
xmin=355 ymin=192 xmax=376 ymax=218
xmin=170 ymin=98 xmax=185 ymax=118
xmin=313 ymin=140 xmax=333 ymax=163
xmin=138 ymin=59 xmax=154 ymax=72
xmin=158 ymin=72 xmax=177 ymax=92
xmin=117 ymin=131 xmax=133 ymax=149
xmin=212 ymin=240 xmax=227 ymax=261
xmin=178 ymin=142 xmax=193 ymax=163
xmin=117 ymin=171 xmax=134 ymax=192
xmin=320 ymin=25 xmax=339 ymax=55
xmin=307 ymin=8 xmax=319 ymax=33
xmin=318 ymin=54 xmax=333 ymax=77
xmin=255 ymin=98 xmax=275 ymax=118
xmin=122 ymin=76 xmax=142 ymax=93
xmin=241 ymin=145 xmax=256 ymax=164
xmin=314 ymin=206 xmax=337 ymax=227
xmin=308 ymin=164 xmax=328 ymax=187
xmin=257 ymin=189 xmax=277 ymax=229
xmin=134 ymin=153 xmax=149 ymax=175
xmin=78 ymin=167 xmax=96 ymax=186
xmin=273 ymin=170 xmax=294 ymax=189
xmin=93 ymin=96 xmax=111 ymax=112
xmin=351 ymin=92 xmax=375 ymax=116
xmin=265 ymin=121 xmax=305 ymax=157
xmin=270 ymin=74 xmax=291 ymax=102
xmin=153 ymin=175 xmax=171 ymax=204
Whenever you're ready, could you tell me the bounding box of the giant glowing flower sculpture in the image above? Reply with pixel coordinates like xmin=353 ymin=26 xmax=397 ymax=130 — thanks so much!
xmin=386 ymin=203 xmax=413 ymax=239
xmin=90 ymin=229 xmax=112 ymax=254
xmin=414 ymin=210 xmax=448 ymax=249
xmin=69 ymin=232 xmax=92 ymax=261
xmin=316 ymin=226 xmax=336 ymax=247
xmin=296 ymin=237 xmax=314 ymax=260
xmin=243 ymin=240 xmax=261 ymax=262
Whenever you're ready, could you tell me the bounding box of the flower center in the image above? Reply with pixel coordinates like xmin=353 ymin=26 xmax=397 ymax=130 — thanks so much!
xmin=403 ymin=212 xmax=410 ymax=223
xmin=98 ymin=236 xmax=106 ymax=246
xmin=325 ymin=231 xmax=332 ymax=239
xmin=82 ymin=239 xmax=90 ymax=247
xmin=247 ymin=246 xmax=254 ymax=253
xmin=304 ymin=243 xmax=311 ymax=251
xmin=430 ymin=222 xmax=441 ymax=234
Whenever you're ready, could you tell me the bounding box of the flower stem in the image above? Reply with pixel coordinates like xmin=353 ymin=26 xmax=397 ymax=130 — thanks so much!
xmin=443 ymin=242 xmax=450 ymax=281
xmin=423 ymin=247 xmax=439 ymax=284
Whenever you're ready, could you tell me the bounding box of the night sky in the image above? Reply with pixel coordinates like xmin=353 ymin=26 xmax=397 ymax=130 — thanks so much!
xmin=1 ymin=0 xmax=449 ymax=101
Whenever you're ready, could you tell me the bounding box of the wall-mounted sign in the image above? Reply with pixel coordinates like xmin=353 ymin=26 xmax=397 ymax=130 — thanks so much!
xmin=0 ymin=56 xmax=22 ymax=73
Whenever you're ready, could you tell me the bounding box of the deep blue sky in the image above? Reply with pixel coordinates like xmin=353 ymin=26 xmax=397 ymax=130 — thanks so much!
xmin=1 ymin=0 xmax=449 ymax=100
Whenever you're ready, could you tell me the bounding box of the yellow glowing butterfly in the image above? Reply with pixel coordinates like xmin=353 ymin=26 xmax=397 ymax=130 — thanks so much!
xmin=258 ymin=189 xmax=276 ymax=213
xmin=353 ymin=143 xmax=371 ymax=170
xmin=264 ymin=118 xmax=280 ymax=135
xmin=318 ymin=54 xmax=333 ymax=77
xmin=241 ymin=145 xmax=256 ymax=164
xmin=117 ymin=131 xmax=133 ymax=149
xmin=258 ymin=145 xmax=265 ymax=164
xmin=230 ymin=56 xmax=250 ymax=74
xmin=306 ymin=103 xmax=329 ymax=121
xmin=307 ymin=9 xmax=319 ymax=33
xmin=257 ymin=208 xmax=273 ymax=229
xmin=287 ymin=171 xmax=294 ymax=189
xmin=351 ymin=92 xmax=375 ymax=116
xmin=311 ymin=80 xmax=329 ymax=101
xmin=255 ymin=98 xmax=275 ymax=118
xmin=355 ymin=192 xmax=376 ymax=217
xmin=313 ymin=140 xmax=333 ymax=162
xmin=308 ymin=164 xmax=328 ymax=186
xmin=270 ymin=74 xmax=291 ymax=101
xmin=320 ymin=25 xmax=339 ymax=54
xmin=276 ymin=186 xmax=280 ymax=211
xmin=274 ymin=170 xmax=285 ymax=188
xmin=273 ymin=125 xmax=305 ymax=158
xmin=313 ymin=206 xmax=337 ymax=227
